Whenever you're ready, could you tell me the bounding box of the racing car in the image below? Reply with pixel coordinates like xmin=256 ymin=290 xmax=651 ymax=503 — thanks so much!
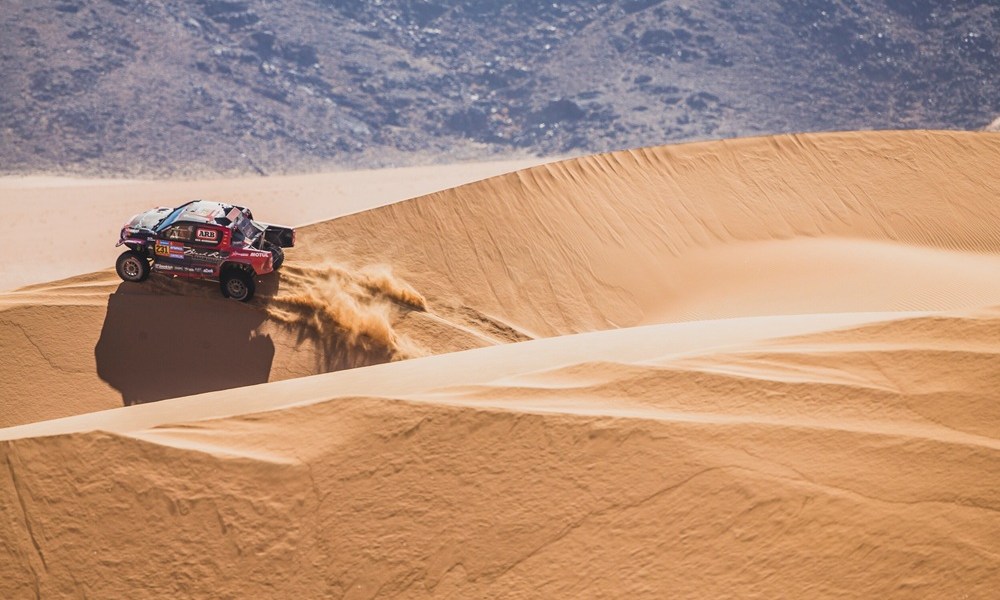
xmin=115 ymin=200 xmax=295 ymax=301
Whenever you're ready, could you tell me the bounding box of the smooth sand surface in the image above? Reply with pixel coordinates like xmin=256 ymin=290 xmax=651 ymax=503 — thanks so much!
xmin=2 ymin=130 xmax=999 ymax=598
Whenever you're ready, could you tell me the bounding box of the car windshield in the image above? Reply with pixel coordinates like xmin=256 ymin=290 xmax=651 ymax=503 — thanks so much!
xmin=154 ymin=206 xmax=186 ymax=232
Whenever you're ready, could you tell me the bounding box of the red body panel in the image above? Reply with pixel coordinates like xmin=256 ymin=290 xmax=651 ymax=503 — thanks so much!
xmin=118 ymin=202 xmax=291 ymax=282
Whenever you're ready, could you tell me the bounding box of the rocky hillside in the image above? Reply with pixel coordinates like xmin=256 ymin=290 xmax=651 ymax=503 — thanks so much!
xmin=2 ymin=0 xmax=998 ymax=176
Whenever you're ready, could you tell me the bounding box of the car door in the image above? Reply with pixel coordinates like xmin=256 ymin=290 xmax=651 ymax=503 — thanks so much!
xmin=153 ymin=223 xmax=196 ymax=273
xmin=185 ymin=225 xmax=228 ymax=276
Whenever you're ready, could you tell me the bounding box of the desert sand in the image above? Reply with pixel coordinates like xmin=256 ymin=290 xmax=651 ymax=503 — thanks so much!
xmin=2 ymin=130 xmax=999 ymax=598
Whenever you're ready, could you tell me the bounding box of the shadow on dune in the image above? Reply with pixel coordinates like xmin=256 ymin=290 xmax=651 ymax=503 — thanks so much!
xmin=95 ymin=281 xmax=276 ymax=406
xmin=93 ymin=265 xmax=425 ymax=407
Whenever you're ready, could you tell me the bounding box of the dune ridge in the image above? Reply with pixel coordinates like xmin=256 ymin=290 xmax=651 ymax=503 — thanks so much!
xmin=0 ymin=157 xmax=550 ymax=292
xmin=2 ymin=130 xmax=1000 ymax=597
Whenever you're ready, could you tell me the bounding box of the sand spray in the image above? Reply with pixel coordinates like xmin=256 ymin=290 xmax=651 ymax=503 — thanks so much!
xmin=264 ymin=262 xmax=426 ymax=367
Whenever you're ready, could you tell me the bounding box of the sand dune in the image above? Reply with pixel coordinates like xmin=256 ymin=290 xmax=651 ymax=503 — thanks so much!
xmin=4 ymin=130 xmax=1000 ymax=427
xmin=2 ymin=307 xmax=998 ymax=598
xmin=2 ymin=130 xmax=1000 ymax=597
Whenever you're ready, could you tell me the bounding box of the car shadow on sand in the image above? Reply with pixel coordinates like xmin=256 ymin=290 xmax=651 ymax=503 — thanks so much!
xmin=94 ymin=274 xmax=281 ymax=407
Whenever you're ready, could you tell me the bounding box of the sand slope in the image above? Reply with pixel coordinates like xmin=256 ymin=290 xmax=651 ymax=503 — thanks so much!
xmin=2 ymin=130 xmax=1000 ymax=597
xmin=296 ymin=130 xmax=1000 ymax=334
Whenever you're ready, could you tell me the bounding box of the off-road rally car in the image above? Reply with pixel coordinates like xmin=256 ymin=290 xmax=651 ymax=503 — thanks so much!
xmin=115 ymin=200 xmax=295 ymax=302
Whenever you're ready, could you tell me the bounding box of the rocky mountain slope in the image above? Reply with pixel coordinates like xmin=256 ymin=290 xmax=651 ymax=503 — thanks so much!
xmin=2 ymin=0 xmax=998 ymax=175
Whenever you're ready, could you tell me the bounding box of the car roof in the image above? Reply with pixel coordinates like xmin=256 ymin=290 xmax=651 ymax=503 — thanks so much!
xmin=158 ymin=200 xmax=244 ymax=230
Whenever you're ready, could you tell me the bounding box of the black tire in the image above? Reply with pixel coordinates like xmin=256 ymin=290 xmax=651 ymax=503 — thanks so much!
xmin=270 ymin=245 xmax=285 ymax=270
xmin=220 ymin=268 xmax=255 ymax=302
xmin=116 ymin=250 xmax=150 ymax=283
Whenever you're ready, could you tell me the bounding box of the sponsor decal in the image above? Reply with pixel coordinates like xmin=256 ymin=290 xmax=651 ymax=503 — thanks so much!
xmin=184 ymin=248 xmax=225 ymax=262
xmin=196 ymin=228 xmax=219 ymax=242
xmin=233 ymin=250 xmax=269 ymax=259
xmin=153 ymin=264 xmax=213 ymax=275
xmin=156 ymin=240 xmax=187 ymax=259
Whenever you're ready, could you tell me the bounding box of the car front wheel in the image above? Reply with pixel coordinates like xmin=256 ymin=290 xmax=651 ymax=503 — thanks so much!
xmin=116 ymin=250 xmax=150 ymax=283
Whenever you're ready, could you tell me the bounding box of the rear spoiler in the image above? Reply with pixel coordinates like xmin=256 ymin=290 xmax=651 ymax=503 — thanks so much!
xmin=258 ymin=223 xmax=295 ymax=248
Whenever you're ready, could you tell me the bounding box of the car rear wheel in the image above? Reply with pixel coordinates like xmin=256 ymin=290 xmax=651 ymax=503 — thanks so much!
xmin=270 ymin=245 xmax=285 ymax=270
xmin=220 ymin=268 xmax=255 ymax=302
xmin=116 ymin=250 xmax=150 ymax=283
